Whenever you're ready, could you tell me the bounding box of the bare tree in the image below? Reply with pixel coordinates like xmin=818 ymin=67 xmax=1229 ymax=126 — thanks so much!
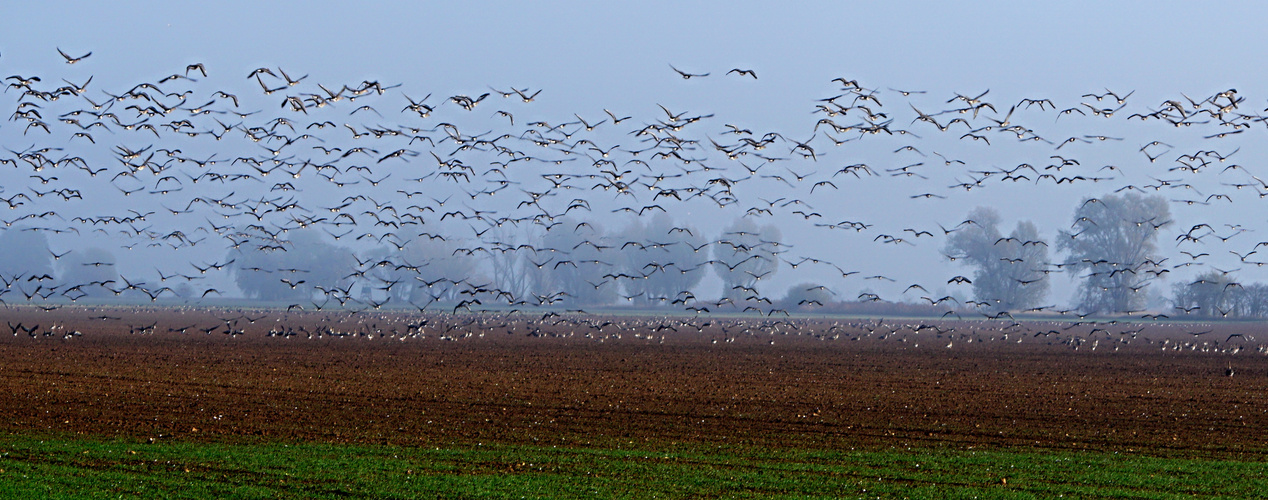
xmin=1057 ymin=193 xmax=1170 ymax=314
xmin=943 ymin=207 xmax=1050 ymax=312
xmin=1237 ymin=284 xmax=1268 ymax=318
xmin=481 ymin=225 xmax=542 ymax=304
xmin=538 ymin=217 xmax=618 ymax=306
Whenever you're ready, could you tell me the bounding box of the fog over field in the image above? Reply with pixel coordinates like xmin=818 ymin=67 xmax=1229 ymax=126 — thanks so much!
xmin=4 ymin=1 xmax=1268 ymax=319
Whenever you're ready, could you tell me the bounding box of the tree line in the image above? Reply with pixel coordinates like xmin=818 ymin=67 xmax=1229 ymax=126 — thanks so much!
xmin=945 ymin=192 xmax=1176 ymax=316
xmin=944 ymin=192 xmax=1267 ymax=318
xmin=224 ymin=213 xmax=782 ymax=312
xmin=4 ymin=191 xmax=1267 ymax=318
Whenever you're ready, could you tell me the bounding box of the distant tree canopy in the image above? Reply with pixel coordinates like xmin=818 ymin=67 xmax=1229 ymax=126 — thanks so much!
xmin=57 ymin=247 xmax=117 ymax=297
xmin=229 ymin=229 xmax=356 ymax=302
xmin=538 ymin=217 xmax=619 ymax=306
xmin=711 ymin=218 xmax=781 ymax=305
xmin=781 ymin=282 xmax=834 ymax=309
xmin=943 ymin=207 xmax=1049 ymax=312
xmin=616 ymin=213 xmax=708 ymax=306
xmin=0 ymin=227 xmax=53 ymax=280
xmin=1057 ymin=193 xmax=1170 ymax=314
xmin=477 ymin=215 xmax=711 ymax=308
xmin=1171 ymin=271 xmax=1268 ymax=319
xmin=365 ymin=236 xmax=478 ymax=306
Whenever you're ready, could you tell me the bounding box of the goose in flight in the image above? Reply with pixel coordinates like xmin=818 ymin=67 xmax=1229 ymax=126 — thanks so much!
xmin=669 ymin=64 xmax=709 ymax=79
xmin=57 ymin=48 xmax=91 ymax=64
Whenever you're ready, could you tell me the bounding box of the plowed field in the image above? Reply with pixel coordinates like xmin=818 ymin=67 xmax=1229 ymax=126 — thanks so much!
xmin=1 ymin=306 xmax=1264 ymax=457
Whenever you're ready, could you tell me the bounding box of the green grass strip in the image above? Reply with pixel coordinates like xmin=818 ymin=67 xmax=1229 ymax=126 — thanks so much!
xmin=0 ymin=435 xmax=1263 ymax=499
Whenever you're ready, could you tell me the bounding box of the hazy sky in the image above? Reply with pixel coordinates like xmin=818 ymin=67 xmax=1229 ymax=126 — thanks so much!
xmin=3 ymin=1 xmax=1268 ymax=309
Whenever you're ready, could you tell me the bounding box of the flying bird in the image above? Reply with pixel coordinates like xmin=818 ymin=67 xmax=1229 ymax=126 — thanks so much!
xmin=57 ymin=48 xmax=91 ymax=64
xmin=669 ymin=64 xmax=709 ymax=79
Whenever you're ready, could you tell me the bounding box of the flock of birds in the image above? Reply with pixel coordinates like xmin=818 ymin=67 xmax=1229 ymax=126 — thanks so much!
xmin=3 ymin=308 xmax=1259 ymax=357
xmin=1 ymin=49 xmax=1268 ymax=352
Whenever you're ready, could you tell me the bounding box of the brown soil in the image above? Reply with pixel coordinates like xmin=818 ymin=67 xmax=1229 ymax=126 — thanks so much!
xmin=0 ymin=305 xmax=1264 ymax=457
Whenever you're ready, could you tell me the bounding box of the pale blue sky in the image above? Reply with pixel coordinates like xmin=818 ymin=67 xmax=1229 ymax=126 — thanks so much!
xmin=3 ymin=1 xmax=1266 ymax=307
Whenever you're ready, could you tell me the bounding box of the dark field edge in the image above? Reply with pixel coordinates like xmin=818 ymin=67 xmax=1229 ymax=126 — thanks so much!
xmin=0 ymin=432 xmax=1264 ymax=499
xmin=4 ymin=300 xmax=1261 ymax=325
